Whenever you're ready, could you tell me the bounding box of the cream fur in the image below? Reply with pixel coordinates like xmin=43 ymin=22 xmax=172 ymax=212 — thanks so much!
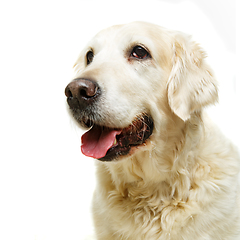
xmin=72 ymin=22 xmax=240 ymax=240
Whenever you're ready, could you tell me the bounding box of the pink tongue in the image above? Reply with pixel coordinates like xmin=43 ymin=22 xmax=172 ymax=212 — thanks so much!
xmin=81 ymin=125 xmax=121 ymax=159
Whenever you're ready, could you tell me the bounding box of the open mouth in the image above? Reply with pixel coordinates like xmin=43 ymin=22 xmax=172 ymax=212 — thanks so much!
xmin=80 ymin=114 xmax=154 ymax=161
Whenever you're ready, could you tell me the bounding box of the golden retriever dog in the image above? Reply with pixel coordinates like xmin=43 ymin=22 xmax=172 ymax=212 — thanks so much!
xmin=65 ymin=22 xmax=240 ymax=240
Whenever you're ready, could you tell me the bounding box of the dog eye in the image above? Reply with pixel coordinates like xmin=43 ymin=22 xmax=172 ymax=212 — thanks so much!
xmin=131 ymin=46 xmax=149 ymax=59
xmin=86 ymin=50 xmax=94 ymax=65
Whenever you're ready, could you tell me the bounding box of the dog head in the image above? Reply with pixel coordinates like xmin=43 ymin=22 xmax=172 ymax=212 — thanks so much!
xmin=65 ymin=22 xmax=218 ymax=161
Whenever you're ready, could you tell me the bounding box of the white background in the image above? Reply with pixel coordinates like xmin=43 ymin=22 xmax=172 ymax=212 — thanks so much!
xmin=0 ymin=0 xmax=239 ymax=240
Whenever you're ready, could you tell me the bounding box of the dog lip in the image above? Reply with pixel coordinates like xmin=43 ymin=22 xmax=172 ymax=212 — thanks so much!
xmin=98 ymin=114 xmax=154 ymax=161
xmin=82 ymin=116 xmax=94 ymax=128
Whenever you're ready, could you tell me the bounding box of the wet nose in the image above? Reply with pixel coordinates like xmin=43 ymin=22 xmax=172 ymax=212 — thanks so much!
xmin=65 ymin=78 xmax=100 ymax=109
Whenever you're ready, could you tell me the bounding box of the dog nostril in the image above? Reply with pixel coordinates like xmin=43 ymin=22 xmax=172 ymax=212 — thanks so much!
xmin=80 ymin=84 xmax=98 ymax=98
xmin=65 ymin=87 xmax=73 ymax=98
xmin=80 ymin=89 xmax=89 ymax=98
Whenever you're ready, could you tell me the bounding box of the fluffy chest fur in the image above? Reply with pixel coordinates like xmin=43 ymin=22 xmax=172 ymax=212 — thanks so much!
xmin=92 ymin=117 xmax=240 ymax=240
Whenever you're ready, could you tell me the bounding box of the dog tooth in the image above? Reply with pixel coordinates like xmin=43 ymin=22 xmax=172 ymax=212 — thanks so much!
xmin=114 ymin=138 xmax=117 ymax=145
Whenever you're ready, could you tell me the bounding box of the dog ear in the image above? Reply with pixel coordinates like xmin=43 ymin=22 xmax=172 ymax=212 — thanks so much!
xmin=167 ymin=34 xmax=218 ymax=121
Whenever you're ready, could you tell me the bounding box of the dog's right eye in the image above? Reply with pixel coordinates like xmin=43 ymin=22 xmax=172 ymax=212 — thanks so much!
xmin=131 ymin=45 xmax=150 ymax=59
xmin=86 ymin=51 xmax=94 ymax=65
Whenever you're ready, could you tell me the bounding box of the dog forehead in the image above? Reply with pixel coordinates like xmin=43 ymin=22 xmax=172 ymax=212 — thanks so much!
xmin=89 ymin=22 xmax=159 ymax=52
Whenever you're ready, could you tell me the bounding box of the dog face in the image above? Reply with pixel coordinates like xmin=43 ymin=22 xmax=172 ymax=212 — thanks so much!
xmin=65 ymin=22 xmax=218 ymax=162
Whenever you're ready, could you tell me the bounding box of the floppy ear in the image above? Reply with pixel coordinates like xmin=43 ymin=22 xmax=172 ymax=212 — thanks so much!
xmin=167 ymin=34 xmax=218 ymax=121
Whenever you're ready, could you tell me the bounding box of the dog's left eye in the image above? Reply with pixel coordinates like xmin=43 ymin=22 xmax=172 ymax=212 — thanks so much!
xmin=86 ymin=50 xmax=94 ymax=65
xmin=131 ymin=46 xmax=149 ymax=59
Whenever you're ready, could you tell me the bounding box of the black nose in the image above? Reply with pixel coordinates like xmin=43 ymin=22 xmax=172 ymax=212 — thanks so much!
xmin=65 ymin=78 xmax=100 ymax=109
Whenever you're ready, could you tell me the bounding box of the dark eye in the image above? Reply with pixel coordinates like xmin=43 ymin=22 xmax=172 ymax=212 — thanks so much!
xmin=86 ymin=50 xmax=94 ymax=65
xmin=131 ymin=46 xmax=149 ymax=59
